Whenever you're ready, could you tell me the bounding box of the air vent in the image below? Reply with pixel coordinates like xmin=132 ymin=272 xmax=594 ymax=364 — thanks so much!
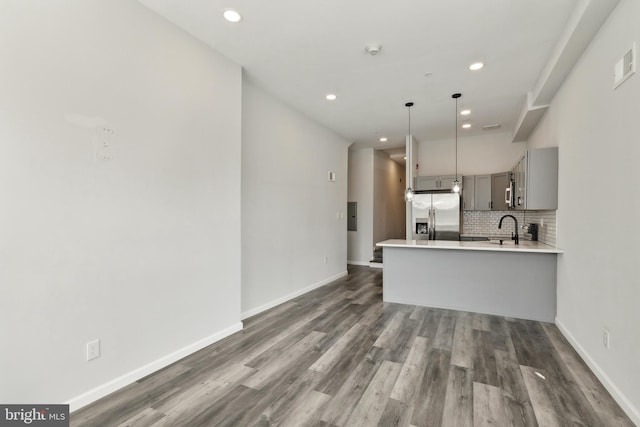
xmin=614 ymin=42 xmax=635 ymax=89
xmin=482 ymin=124 xmax=501 ymax=131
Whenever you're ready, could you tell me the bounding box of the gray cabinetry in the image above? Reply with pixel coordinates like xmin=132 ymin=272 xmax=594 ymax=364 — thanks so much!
xmin=475 ymin=175 xmax=492 ymax=211
xmin=415 ymin=147 xmax=557 ymax=211
xmin=438 ymin=175 xmax=458 ymax=190
xmin=526 ymin=147 xmax=558 ymax=210
xmin=513 ymin=154 xmax=526 ymax=210
xmin=511 ymin=147 xmax=558 ymax=210
xmin=491 ymin=172 xmax=510 ymax=211
xmin=415 ymin=175 xmax=461 ymax=191
xmin=462 ymin=176 xmax=474 ymax=210
xmin=414 ymin=176 xmax=439 ymax=191
xmin=462 ymin=175 xmax=491 ymax=210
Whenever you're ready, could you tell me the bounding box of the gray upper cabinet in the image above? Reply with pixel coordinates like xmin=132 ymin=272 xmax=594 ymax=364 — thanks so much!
xmin=520 ymin=147 xmax=558 ymax=210
xmin=491 ymin=172 xmax=510 ymax=211
xmin=474 ymin=175 xmax=492 ymax=211
xmin=438 ymin=175 xmax=458 ymax=190
xmin=513 ymin=154 xmax=526 ymax=210
xmin=462 ymin=176 xmax=475 ymax=210
xmin=414 ymin=175 xmax=461 ymax=191
xmin=462 ymin=175 xmax=491 ymax=211
xmin=414 ymin=176 xmax=439 ymax=191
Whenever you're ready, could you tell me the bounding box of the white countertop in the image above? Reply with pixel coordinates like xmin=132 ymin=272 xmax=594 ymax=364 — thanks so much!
xmin=376 ymin=239 xmax=563 ymax=254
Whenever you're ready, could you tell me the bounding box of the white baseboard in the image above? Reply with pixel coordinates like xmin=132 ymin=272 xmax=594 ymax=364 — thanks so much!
xmin=555 ymin=317 xmax=640 ymax=425
xmin=66 ymin=322 xmax=243 ymax=413
xmin=368 ymin=262 xmax=383 ymax=269
xmin=241 ymin=270 xmax=348 ymax=320
xmin=347 ymin=260 xmax=370 ymax=266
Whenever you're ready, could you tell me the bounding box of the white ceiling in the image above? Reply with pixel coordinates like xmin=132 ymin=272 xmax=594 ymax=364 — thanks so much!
xmin=139 ymin=0 xmax=611 ymax=150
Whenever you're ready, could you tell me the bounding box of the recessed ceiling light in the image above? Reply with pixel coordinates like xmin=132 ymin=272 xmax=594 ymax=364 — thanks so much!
xmin=469 ymin=62 xmax=484 ymax=71
xmin=462 ymin=123 xmax=471 ymax=129
xmin=223 ymin=9 xmax=242 ymax=23
xmin=403 ymin=156 xmax=407 ymax=160
xmin=326 ymin=94 xmax=337 ymax=101
xmin=460 ymin=109 xmax=471 ymax=115
xmin=379 ymin=137 xmax=388 ymax=142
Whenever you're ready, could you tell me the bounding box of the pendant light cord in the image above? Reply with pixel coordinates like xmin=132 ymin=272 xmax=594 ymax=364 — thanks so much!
xmin=455 ymin=96 xmax=458 ymax=180
xmin=408 ymin=105 xmax=411 ymax=137
xmin=405 ymin=101 xmax=414 ymax=177
xmin=404 ymin=102 xmax=415 ymax=202
xmin=451 ymin=93 xmax=462 ymax=193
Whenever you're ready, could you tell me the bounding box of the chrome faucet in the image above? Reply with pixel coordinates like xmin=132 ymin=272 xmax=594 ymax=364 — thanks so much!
xmin=498 ymin=214 xmax=519 ymax=245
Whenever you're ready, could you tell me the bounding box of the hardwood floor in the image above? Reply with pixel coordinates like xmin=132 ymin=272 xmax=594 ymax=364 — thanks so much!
xmin=71 ymin=266 xmax=633 ymax=426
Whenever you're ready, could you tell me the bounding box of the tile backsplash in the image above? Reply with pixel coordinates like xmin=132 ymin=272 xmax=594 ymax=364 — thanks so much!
xmin=462 ymin=210 xmax=556 ymax=246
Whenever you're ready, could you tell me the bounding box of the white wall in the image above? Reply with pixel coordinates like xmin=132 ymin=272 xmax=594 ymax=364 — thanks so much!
xmin=527 ymin=0 xmax=639 ymax=421
xmin=416 ymin=131 xmax=526 ymax=176
xmin=241 ymin=81 xmax=350 ymax=317
xmin=347 ymin=149 xmax=374 ymax=264
xmin=373 ymin=151 xmax=406 ymax=244
xmin=0 ymin=0 xmax=242 ymax=408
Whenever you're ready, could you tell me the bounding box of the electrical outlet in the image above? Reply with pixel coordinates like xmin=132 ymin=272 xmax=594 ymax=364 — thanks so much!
xmin=87 ymin=339 xmax=101 ymax=361
xmin=603 ymin=329 xmax=610 ymax=349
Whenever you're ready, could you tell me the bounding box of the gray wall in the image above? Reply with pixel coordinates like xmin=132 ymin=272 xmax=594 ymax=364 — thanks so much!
xmin=0 ymin=0 xmax=242 ymax=407
xmin=241 ymin=81 xmax=350 ymax=317
xmin=347 ymin=148 xmax=374 ymax=264
xmin=527 ymin=0 xmax=640 ymax=421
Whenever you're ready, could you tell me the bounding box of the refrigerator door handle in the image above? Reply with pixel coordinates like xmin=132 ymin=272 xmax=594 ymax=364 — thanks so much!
xmin=430 ymin=208 xmax=436 ymax=240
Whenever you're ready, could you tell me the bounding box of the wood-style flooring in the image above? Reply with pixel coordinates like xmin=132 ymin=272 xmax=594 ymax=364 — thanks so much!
xmin=71 ymin=266 xmax=634 ymax=426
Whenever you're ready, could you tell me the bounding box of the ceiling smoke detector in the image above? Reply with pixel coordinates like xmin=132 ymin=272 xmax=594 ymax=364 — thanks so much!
xmin=365 ymin=44 xmax=382 ymax=55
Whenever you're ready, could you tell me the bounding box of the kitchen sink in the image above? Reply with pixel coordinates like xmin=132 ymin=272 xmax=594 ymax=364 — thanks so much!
xmin=487 ymin=240 xmax=510 ymax=245
xmin=459 ymin=236 xmax=489 ymax=242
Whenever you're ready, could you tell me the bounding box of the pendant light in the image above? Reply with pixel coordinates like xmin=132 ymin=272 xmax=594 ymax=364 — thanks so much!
xmin=404 ymin=102 xmax=415 ymax=202
xmin=451 ymin=93 xmax=461 ymax=193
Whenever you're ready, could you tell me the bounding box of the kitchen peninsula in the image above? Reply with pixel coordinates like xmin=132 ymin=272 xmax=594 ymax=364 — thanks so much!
xmin=376 ymin=239 xmax=562 ymax=322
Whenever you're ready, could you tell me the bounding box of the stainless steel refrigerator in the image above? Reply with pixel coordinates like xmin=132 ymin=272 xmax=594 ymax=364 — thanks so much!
xmin=411 ymin=191 xmax=461 ymax=241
